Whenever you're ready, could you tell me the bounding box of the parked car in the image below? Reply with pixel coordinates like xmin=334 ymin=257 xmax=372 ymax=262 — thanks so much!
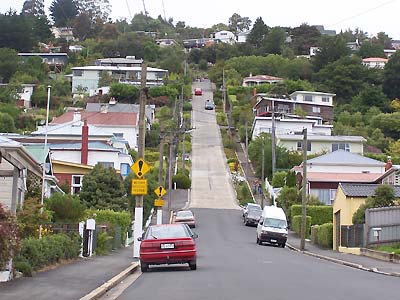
xmin=242 ymin=203 xmax=261 ymax=217
xmin=243 ymin=205 xmax=262 ymax=226
xmin=194 ymin=88 xmax=202 ymax=95
xmin=256 ymin=206 xmax=288 ymax=248
xmin=174 ymin=210 xmax=196 ymax=228
xmin=138 ymin=224 xmax=198 ymax=272
xmin=204 ymin=100 xmax=214 ymax=110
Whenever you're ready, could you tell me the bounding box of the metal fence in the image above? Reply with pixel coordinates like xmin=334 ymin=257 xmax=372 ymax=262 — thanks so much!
xmin=341 ymin=224 xmax=364 ymax=247
xmin=365 ymin=206 xmax=400 ymax=246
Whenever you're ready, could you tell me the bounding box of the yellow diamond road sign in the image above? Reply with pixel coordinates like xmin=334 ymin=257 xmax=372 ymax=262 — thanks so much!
xmin=130 ymin=158 xmax=150 ymax=178
xmin=154 ymin=186 xmax=167 ymax=198
xmin=131 ymin=179 xmax=148 ymax=195
xmin=154 ymin=199 xmax=165 ymax=207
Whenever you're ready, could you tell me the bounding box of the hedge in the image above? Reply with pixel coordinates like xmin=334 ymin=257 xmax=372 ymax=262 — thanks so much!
xmin=312 ymin=223 xmax=333 ymax=249
xmin=291 ymin=215 xmax=311 ymax=238
xmin=172 ymin=173 xmax=191 ymax=189
xmin=15 ymin=233 xmax=81 ymax=276
xmin=290 ymin=205 xmax=333 ymax=226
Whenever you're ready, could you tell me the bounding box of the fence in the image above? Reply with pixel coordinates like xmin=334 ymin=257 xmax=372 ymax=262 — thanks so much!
xmin=340 ymin=224 xmax=364 ymax=247
xmin=365 ymin=206 xmax=400 ymax=246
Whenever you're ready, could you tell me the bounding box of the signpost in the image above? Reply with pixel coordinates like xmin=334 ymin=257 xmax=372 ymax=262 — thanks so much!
xmin=131 ymin=158 xmax=151 ymax=178
xmin=131 ymin=179 xmax=148 ymax=195
xmin=154 ymin=185 xmax=166 ymax=224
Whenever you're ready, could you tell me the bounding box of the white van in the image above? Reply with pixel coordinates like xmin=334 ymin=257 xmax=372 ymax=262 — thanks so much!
xmin=256 ymin=206 xmax=288 ymax=248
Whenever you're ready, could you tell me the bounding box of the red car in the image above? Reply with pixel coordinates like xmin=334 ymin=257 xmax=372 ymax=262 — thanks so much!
xmin=194 ymin=88 xmax=202 ymax=95
xmin=138 ymin=224 xmax=198 ymax=272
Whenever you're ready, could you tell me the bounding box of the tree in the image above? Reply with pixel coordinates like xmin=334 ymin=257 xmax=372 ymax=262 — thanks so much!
xmin=76 ymin=0 xmax=111 ymax=23
xmin=73 ymin=13 xmax=92 ymax=41
xmin=0 ymin=203 xmax=20 ymax=270
xmin=312 ymin=35 xmax=350 ymax=71
xmin=351 ymin=85 xmax=389 ymax=112
xmin=246 ymin=17 xmax=268 ymax=48
xmin=45 ymin=193 xmax=86 ymax=222
xmin=21 ymin=0 xmax=45 ymax=16
xmin=358 ymin=42 xmax=385 ymax=58
xmin=0 ymin=48 xmax=20 ymax=83
xmin=263 ymin=27 xmax=286 ymax=55
xmin=0 ymin=112 xmax=16 ymax=132
xmin=290 ymin=23 xmax=321 ymax=55
xmin=228 ymin=13 xmax=252 ymax=34
xmin=17 ymin=197 xmax=49 ymax=238
xmin=383 ymin=51 xmax=400 ymax=100
xmin=0 ymin=12 xmax=37 ymax=51
xmin=80 ymin=164 xmax=127 ymax=211
xmin=50 ymin=0 xmax=78 ymax=27
xmin=276 ymin=186 xmax=300 ymax=221
xmin=272 ymin=171 xmax=287 ymax=188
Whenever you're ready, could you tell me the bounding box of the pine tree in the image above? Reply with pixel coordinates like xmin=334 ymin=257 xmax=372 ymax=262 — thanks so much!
xmin=21 ymin=0 xmax=45 ymax=17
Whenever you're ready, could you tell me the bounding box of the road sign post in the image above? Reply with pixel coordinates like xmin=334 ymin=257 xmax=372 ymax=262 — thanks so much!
xmin=154 ymin=186 xmax=166 ymax=224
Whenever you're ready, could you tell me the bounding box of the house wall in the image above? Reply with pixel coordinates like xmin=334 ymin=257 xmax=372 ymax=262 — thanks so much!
xmin=278 ymin=140 xmax=364 ymax=154
xmin=333 ymin=186 xmax=367 ymax=250
xmin=307 ymin=164 xmax=385 ymax=174
xmin=291 ymin=92 xmax=333 ymax=106
xmin=97 ymin=125 xmax=138 ymax=149
xmin=252 ymin=119 xmax=315 ymax=140
xmin=0 ymin=177 xmax=13 ymax=210
xmin=51 ymin=150 xmax=120 ymax=169
xmin=72 ymin=70 xmax=99 ymax=94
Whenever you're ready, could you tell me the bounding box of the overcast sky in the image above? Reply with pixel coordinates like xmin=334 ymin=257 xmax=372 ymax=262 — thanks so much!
xmin=1 ymin=0 xmax=399 ymax=38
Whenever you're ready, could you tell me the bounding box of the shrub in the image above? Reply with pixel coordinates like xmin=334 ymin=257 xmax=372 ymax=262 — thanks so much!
xmin=312 ymin=223 xmax=333 ymax=249
xmin=145 ymin=150 xmax=160 ymax=162
xmin=183 ymin=102 xmax=192 ymax=111
xmin=45 ymin=193 xmax=86 ymax=223
xmin=235 ymin=181 xmax=252 ymax=206
xmin=14 ymin=256 xmax=33 ymax=276
xmin=290 ymin=205 xmax=333 ymax=225
xmin=291 ymin=215 xmax=311 ymax=238
xmin=216 ymin=112 xmax=227 ymax=126
xmin=172 ymin=173 xmax=191 ymax=189
xmin=16 ymin=233 xmax=81 ymax=273
xmin=95 ymin=231 xmax=113 ymax=255
xmin=0 ymin=203 xmax=20 ymax=269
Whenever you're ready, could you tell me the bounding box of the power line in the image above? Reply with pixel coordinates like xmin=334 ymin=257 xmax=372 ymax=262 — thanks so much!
xmin=328 ymin=0 xmax=397 ymax=28
xmin=125 ymin=0 xmax=132 ymax=19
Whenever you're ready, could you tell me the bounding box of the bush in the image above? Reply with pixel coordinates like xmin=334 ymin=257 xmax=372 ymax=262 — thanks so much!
xmin=216 ymin=112 xmax=228 ymax=125
xmin=172 ymin=173 xmax=191 ymax=189
xmin=16 ymin=233 xmax=81 ymax=273
xmin=235 ymin=181 xmax=252 ymax=206
xmin=291 ymin=215 xmax=311 ymax=238
xmin=0 ymin=203 xmax=20 ymax=269
xmin=45 ymin=193 xmax=86 ymax=223
xmin=145 ymin=150 xmax=160 ymax=162
xmin=183 ymin=102 xmax=192 ymax=111
xmin=312 ymin=223 xmax=333 ymax=249
xmin=95 ymin=231 xmax=113 ymax=255
xmin=14 ymin=256 xmax=33 ymax=276
xmin=290 ymin=205 xmax=333 ymax=226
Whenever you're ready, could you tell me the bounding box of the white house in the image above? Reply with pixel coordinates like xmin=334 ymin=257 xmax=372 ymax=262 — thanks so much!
xmin=277 ymin=133 xmax=366 ymax=155
xmin=212 ymin=30 xmax=236 ymax=44
xmin=242 ymin=74 xmax=284 ymax=86
xmin=290 ymin=91 xmax=335 ymax=106
xmin=95 ymin=56 xmax=143 ymax=67
xmin=0 ymin=83 xmax=36 ymax=108
xmin=362 ymin=57 xmax=388 ymax=69
xmin=237 ymin=30 xmax=250 ymax=43
xmin=71 ymin=65 xmax=168 ymax=96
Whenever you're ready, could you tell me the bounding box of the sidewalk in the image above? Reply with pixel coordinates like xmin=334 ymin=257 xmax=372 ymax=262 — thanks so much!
xmin=0 ymin=246 xmax=136 ymax=300
xmin=287 ymin=231 xmax=400 ymax=277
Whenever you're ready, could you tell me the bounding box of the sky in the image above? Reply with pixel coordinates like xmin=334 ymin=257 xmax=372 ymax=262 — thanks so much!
xmin=1 ymin=0 xmax=399 ymax=39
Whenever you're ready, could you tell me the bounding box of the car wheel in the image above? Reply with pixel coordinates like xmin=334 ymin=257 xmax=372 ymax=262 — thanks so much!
xmin=189 ymin=260 xmax=197 ymax=270
xmin=140 ymin=262 xmax=148 ymax=272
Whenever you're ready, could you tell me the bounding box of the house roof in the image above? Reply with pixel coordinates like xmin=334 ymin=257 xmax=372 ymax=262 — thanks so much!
xmin=71 ymin=65 xmax=167 ymax=72
xmin=290 ymin=91 xmax=336 ymax=97
xmin=307 ymin=172 xmax=382 ymax=183
xmin=307 ymin=150 xmax=385 ymax=166
xmin=85 ymin=103 xmax=154 ymax=121
xmin=277 ymin=134 xmax=366 ymax=143
xmin=340 ymin=183 xmax=400 ymax=197
xmin=49 ymin=141 xmax=118 ymax=151
xmin=23 ymin=144 xmax=50 ymax=163
xmin=363 ymin=57 xmax=388 ymax=62
xmin=51 ymin=111 xmax=138 ymax=126
xmin=32 ymin=123 xmax=113 ymax=137
xmin=244 ymin=75 xmax=284 ymax=82
xmin=18 ymin=53 xmax=68 ymax=57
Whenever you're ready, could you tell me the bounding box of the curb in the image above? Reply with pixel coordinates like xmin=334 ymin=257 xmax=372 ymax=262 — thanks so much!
xmin=286 ymin=243 xmax=400 ymax=278
xmin=79 ymin=262 xmax=140 ymax=300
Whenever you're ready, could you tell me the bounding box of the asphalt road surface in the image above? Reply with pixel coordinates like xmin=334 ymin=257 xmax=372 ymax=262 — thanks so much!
xmin=117 ymin=83 xmax=399 ymax=300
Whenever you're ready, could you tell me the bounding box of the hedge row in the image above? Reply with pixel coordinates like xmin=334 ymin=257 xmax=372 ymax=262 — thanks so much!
xmin=291 ymin=215 xmax=312 ymax=238
xmin=311 ymin=223 xmax=333 ymax=249
xmin=15 ymin=233 xmax=81 ymax=276
xmin=290 ymin=205 xmax=333 ymax=226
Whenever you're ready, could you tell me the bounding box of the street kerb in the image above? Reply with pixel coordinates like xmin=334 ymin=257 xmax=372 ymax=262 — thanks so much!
xmin=79 ymin=262 xmax=139 ymax=300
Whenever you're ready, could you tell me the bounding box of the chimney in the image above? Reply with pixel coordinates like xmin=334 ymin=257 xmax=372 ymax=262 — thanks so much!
xmin=81 ymin=120 xmax=89 ymax=165
xmin=385 ymin=156 xmax=392 ymax=171
xmin=253 ymin=88 xmax=257 ymax=96
xmin=73 ymin=110 xmax=81 ymax=123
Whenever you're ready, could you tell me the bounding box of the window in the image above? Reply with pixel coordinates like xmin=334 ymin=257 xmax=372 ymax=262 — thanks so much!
xmin=71 ymin=175 xmax=84 ymax=194
xmin=297 ymin=141 xmax=311 ymax=151
xmin=312 ymin=106 xmax=321 ymax=113
xmin=329 ymin=189 xmax=336 ymax=204
xmin=304 ymin=95 xmax=313 ymax=102
xmin=99 ymin=162 xmax=114 ymax=168
xmin=120 ymin=163 xmax=130 ymax=176
xmin=73 ymin=70 xmax=83 ymax=77
xmin=113 ymin=133 xmax=124 ymax=138
xmin=332 ymin=143 xmax=350 ymax=152
xmin=322 ymin=96 xmax=330 ymax=102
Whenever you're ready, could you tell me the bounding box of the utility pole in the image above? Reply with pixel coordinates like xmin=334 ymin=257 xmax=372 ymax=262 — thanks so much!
xmin=167 ymin=133 xmax=174 ymax=212
xmin=157 ymin=129 xmax=165 ymax=225
xmin=39 ymin=85 xmax=51 ymax=239
xmin=222 ymin=68 xmax=226 ymax=114
xmin=271 ymin=99 xmax=276 ymax=177
xmin=300 ymin=128 xmax=308 ymax=251
xmin=245 ymin=121 xmax=249 ymax=177
xmin=133 ymin=63 xmax=147 ymax=258
xmin=261 ymin=136 xmax=265 ymax=208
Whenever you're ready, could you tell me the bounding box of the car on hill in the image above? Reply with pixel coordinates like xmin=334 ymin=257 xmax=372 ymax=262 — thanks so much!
xmin=194 ymin=88 xmax=202 ymax=95
xmin=174 ymin=210 xmax=196 ymax=228
xmin=242 ymin=203 xmax=261 ymax=217
xmin=138 ymin=224 xmax=198 ymax=272
xmin=205 ymin=99 xmax=215 ymax=110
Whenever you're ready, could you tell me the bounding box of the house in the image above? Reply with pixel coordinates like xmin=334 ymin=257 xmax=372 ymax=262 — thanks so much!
xmin=346 ymin=40 xmax=361 ymax=52
xmin=71 ymin=65 xmax=168 ymax=96
xmin=384 ymin=49 xmax=396 ymax=58
xmin=52 ymin=160 xmax=93 ymax=195
xmin=295 ymin=150 xmax=386 ymax=205
xmin=236 ymin=30 xmax=250 ymax=43
xmin=251 ymin=116 xmax=333 ymax=140
xmin=50 ymin=110 xmax=139 ymax=149
xmin=69 ymin=45 xmax=84 ymax=52
xmin=391 ymin=40 xmax=400 ymax=50
xmin=18 ymin=53 xmax=68 ymax=72
xmin=242 ymin=75 xmax=284 ymax=86
xmin=156 ymin=39 xmax=177 ymax=47
xmin=333 ymin=183 xmax=400 ymax=250
xmin=309 ymin=47 xmax=320 ymax=57
xmin=51 ymin=27 xmax=75 ymax=42
xmin=276 ymin=133 xmax=366 ymax=155
xmin=253 ymin=91 xmax=335 ymax=123
xmin=211 ymin=30 xmax=236 ymax=44
xmin=85 ymin=102 xmax=156 ymax=125
xmin=0 ymin=136 xmax=42 ymax=214
xmin=362 ymin=57 xmax=388 ymax=69
xmin=313 ymin=25 xmax=336 ymax=36
xmin=95 ymin=56 xmax=143 ymax=67
xmin=0 ymin=83 xmax=35 ymax=108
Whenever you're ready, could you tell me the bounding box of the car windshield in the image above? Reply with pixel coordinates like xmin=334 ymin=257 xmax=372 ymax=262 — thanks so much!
xmin=248 ymin=206 xmax=261 ymax=212
xmin=176 ymin=211 xmax=193 ymax=218
xmin=264 ymin=218 xmax=287 ymax=229
xmin=146 ymin=225 xmax=189 ymax=239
